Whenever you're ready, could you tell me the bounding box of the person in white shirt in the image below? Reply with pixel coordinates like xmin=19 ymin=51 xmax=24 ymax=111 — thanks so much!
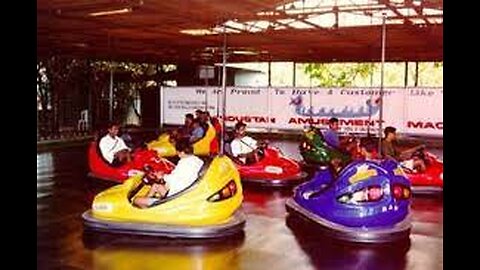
xmin=99 ymin=122 xmax=131 ymax=166
xmin=134 ymin=139 xmax=204 ymax=208
xmin=230 ymin=122 xmax=261 ymax=164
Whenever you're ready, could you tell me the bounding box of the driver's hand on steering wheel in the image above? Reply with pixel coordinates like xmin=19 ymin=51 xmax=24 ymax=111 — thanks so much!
xmin=146 ymin=170 xmax=163 ymax=180
xmin=258 ymin=140 xmax=268 ymax=147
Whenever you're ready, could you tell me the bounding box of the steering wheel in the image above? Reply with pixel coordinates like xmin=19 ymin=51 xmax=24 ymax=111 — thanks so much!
xmin=142 ymin=165 xmax=165 ymax=185
xmin=256 ymin=140 xmax=268 ymax=156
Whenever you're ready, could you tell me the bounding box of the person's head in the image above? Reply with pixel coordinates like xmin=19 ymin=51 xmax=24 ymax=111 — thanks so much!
xmin=234 ymin=121 xmax=247 ymax=137
xmin=175 ymin=138 xmax=194 ymax=157
xmin=106 ymin=122 xmax=120 ymax=137
xmin=200 ymin=111 xmax=208 ymax=122
xmin=384 ymin=126 xmax=397 ymax=141
xmin=203 ymin=111 xmax=212 ymax=123
xmin=185 ymin=113 xmax=194 ymax=126
xmin=328 ymin=117 xmax=339 ymax=131
xmin=195 ymin=109 xmax=203 ymax=119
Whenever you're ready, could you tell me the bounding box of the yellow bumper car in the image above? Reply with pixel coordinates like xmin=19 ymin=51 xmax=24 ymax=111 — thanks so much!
xmin=82 ymin=155 xmax=245 ymax=238
xmin=147 ymin=123 xmax=217 ymax=157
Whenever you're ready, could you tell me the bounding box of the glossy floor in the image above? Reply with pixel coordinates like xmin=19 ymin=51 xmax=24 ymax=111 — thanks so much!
xmin=37 ymin=144 xmax=443 ymax=270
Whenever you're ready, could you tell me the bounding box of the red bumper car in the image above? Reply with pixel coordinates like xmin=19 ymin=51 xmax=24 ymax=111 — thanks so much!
xmin=88 ymin=142 xmax=175 ymax=183
xmin=402 ymin=151 xmax=443 ymax=194
xmin=228 ymin=144 xmax=308 ymax=187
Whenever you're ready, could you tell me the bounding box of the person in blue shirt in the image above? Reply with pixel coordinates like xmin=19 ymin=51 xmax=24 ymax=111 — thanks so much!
xmin=189 ymin=118 xmax=205 ymax=143
xmin=324 ymin=117 xmax=340 ymax=148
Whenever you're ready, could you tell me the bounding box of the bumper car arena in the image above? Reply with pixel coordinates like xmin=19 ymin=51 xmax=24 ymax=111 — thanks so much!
xmin=38 ymin=1 xmax=443 ymax=269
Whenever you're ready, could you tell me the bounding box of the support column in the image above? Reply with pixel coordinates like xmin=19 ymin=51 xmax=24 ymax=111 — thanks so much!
xmin=404 ymin=61 xmax=408 ymax=87
xmin=415 ymin=61 xmax=419 ymax=87
xmin=292 ymin=62 xmax=296 ymax=87
xmin=268 ymin=61 xmax=271 ymax=87
xmin=378 ymin=13 xmax=387 ymax=156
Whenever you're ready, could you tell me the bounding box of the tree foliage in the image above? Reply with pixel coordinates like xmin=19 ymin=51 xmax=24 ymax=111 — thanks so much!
xmin=304 ymin=63 xmax=376 ymax=87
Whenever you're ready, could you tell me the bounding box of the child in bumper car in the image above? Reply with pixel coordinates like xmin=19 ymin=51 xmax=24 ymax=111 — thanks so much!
xmin=134 ymin=139 xmax=204 ymax=208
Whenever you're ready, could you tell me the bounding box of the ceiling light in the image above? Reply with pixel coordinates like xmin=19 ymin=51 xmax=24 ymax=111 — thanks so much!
xmin=180 ymin=29 xmax=217 ymax=36
xmin=88 ymin=8 xmax=132 ymax=17
xmin=257 ymin=11 xmax=280 ymax=16
xmin=72 ymin=43 xmax=88 ymax=48
xmin=232 ymin=50 xmax=258 ymax=55
xmin=413 ymin=0 xmax=422 ymax=6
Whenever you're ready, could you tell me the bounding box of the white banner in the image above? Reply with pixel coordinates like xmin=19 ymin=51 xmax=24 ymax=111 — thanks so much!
xmin=403 ymin=88 xmax=443 ymax=136
xmin=162 ymin=87 xmax=219 ymax=124
xmin=161 ymin=87 xmax=443 ymax=137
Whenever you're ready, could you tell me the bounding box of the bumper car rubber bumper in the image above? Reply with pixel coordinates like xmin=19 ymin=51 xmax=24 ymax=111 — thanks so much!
xmin=285 ymin=198 xmax=411 ymax=243
xmin=82 ymin=209 xmax=246 ymax=239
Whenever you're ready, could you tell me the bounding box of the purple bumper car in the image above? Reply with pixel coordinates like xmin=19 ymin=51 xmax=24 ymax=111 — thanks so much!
xmin=286 ymin=159 xmax=411 ymax=243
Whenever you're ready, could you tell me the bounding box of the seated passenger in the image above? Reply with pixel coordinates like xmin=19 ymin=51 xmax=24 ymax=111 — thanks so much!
xmin=180 ymin=113 xmax=195 ymax=137
xmin=230 ymin=121 xmax=260 ymax=164
xmin=324 ymin=117 xmax=341 ymax=148
xmin=190 ymin=118 xmax=205 ymax=143
xmin=401 ymin=150 xmax=427 ymax=173
xmin=381 ymin=126 xmax=427 ymax=171
xmin=134 ymin=139 xmax=204 ymax=208
xmin=322 ymin=118 xmax=346 ymax=172
xmin=381 ymin=126 xmax=401 ymax=160
xmin=170 ymin=113 xmax=195 ymax=143
xmin=99 ymin=122 xmax=132 ymax=167
xmin=323 ymin=118 xmax=355 ymax=151
xmin=196 ymin=110 xmax=209 ymax=132
xmin=194 ymin=109 xmax=203 ymax=120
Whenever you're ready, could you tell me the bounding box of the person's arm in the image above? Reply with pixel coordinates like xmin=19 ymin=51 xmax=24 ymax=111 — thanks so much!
xmin=399 ymin=144 xmax=426 ymax=159
xmin=117 ymin=137 xmax=131 ymax=151
xmin=248 ymin=137 xmax=258 ymax=149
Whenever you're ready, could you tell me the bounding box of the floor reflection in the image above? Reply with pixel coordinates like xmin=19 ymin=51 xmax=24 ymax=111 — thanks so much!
xmin=83 ymin=231 xmax=245 ymax=270
xmin=285 ymin=215 xmax=410 ymax=270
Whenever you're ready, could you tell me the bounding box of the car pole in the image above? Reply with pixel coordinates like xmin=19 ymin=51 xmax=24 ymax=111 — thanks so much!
xmin=378 ymin=12 xmax=387 ymax=156
xmin=220 ymin=24 xmax=227 ymax=155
